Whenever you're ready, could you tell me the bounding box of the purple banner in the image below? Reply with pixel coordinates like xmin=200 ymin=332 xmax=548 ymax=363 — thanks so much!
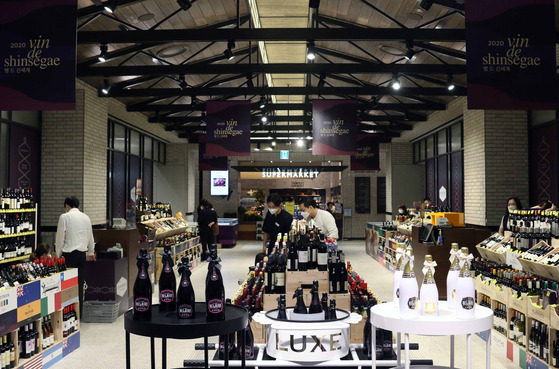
xmin=206 ymin=100 xmax=251 ymax=156
xmin=529 ymin=122 xmax=558 ymax=205
xmin=350 ymin=134 xmax=380 ymax=171
xmin=198 ymin=137 xmax=228 ymax=171
xmin=0 ymin=0 xmax=77 ymax=110
xmin=465 ymin=0 xmax=556 ymax=110
xmin=9 ymin=125 xmax=40 ymax=191
xmin=312 ymin=100 xmax=357 ymax=155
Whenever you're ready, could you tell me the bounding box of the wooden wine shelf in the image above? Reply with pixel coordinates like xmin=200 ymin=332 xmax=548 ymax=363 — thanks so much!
xmin=0 ymin=231 xmax=35 ymax=239
xmin=0 ymin=208 xmax=36 ymax=214
xmin=0 ymin=254 xmax=31 ymax=264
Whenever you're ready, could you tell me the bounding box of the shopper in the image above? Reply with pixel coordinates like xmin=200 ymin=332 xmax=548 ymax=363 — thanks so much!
xmin=499 ymin=197 xmax=523 ymax=236
xmin=423 ymin=197 xmax=432 ymax=209
xmin=262 ymin=193 xmax=293 ymax=254
xmin=55 ymin=197 xmax=96 ymax=315
xmin=197 ymin=199 xmax=218 ymax=258
xmin=326 ymin=202 xmax=336 ymax=216
xmin=297 ymin=198 xmax=338 ymax=240
xmin=30 ymin=243 xmax=51 ymax=261
xmin=397 ymin=204 xmax=408 ymax=216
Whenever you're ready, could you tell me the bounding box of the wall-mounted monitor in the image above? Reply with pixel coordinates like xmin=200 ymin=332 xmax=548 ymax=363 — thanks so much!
xmin=210 ymin=170 xmax=229 ymax=196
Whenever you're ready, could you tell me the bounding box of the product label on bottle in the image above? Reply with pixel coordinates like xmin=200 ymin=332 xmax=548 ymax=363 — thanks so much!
xmin=276 ymin=273 xmax=285 ymax=287
xmin=317 ymin=253 xmax=328 ymax=266
xmin=312 ymin=249 xmax=317 ymax=261
xmin=164 ymin=264 xmax=172 ymax=273
xmin=286 ymin=259 xmax=291 ymax=270
xmin=139 ymin=270 xmax=148 ymax=279
xmin=25 ymin=340 xmax=33 ymax=354
xmin=396 ymin=288 xmax=400 ymax=298
xmin=160 ymin=289 xmax=175 ymax=303
xmin=208 ymin=299 xmax=224 ymax=313
xmin=298 ymin=251 xmax=308 ymax=263
xmin=461 ymin=297 xmax=475 ymax=310
xmin=178 ymin=304 xmax=194 ymax=318
xmin=407 ymin=297 xmax=418 ymax=310
xmin=134 ymin=297 xmax=150 ymax=311
xmin=211 ymin=271 xmax=219 ymax=281
xmin=181 ymin=278 xmax=190 ymax=287
xmin=423 ymin=302 xmax=438 ymax=315
xmin=452 ymin=289 xmax=456 ymax=300
xmin=240 ymin=346 xmax=253 ymax=357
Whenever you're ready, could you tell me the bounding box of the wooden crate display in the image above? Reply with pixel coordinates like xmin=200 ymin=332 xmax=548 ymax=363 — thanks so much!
xmin=285 ymin=270 xmax=329 ymax=295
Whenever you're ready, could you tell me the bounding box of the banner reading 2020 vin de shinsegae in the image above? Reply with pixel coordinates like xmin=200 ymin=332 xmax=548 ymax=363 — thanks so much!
xmin=206 ymin=101 xmax=251 ymax=156
xmin=465 ymin=0 xmax=556 ymax=110
xmin=312 ymin=100 xmax=357 ymax=156
xmin=0 ymin=0 xmax=77 ymax=110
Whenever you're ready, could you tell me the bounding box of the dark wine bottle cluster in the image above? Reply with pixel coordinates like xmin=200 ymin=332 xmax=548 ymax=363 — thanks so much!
xmin=0 ymin=188 xmax=34 ymax=210
xmin=0 ymin=333 xmax=15 ymax=369
xmin=529 ymin=320 xmax=549 ymax=363
xmin=291 ymin=282 xmax=338 ymax=319
xmin=0 ymin=238 xmax=32 ymax=261
xmin=233 ymin=266 xmax=263 ymax=315
xmin=507 ymin=209 xmax=559 ymax=250
xmin=18 ymin=323 xmax=39 ymax=360
xmin=347 ymin=262 xmax=377 ymax=314
xmin=41 ymin=315 xmax=55 ymax=350
xmin=509 ymin=310 xmax=526 ymax=348
xmin=363 ymin=299 xmax=393 ymax=360
xmin=0 ymin=214 xmax=33 ymax=235
xmin=552 ymin=330 xmax=559 ymax=367
xmin=264 ymin=235 xmax=287 ymax=294
xmin=62 ymin=304 xmax=78 ymax=338
xmin=0 ymin=258 xmax=66 ymax=292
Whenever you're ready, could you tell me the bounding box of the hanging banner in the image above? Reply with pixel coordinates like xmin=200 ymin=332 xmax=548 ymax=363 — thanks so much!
xmin=465 ymin=0 xmax=556 ymax=110
xmin=312 ymin=100 xmax=357 ymax=155
xmin=351 ymin=134 xmax=380 ymax=171
xmin=9 ymin=125 xmax=41 ymax=191
xmin=206 ymin=100 xmax=251 ymax=156
xmin=198 ymin=137 xmax=228 ymax=171
xmin=0 ymin=0 xmax=77 ymax=110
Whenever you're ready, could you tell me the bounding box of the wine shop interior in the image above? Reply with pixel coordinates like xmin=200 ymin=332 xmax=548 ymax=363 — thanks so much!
xmin=0 ymin=0 xmax=558 ymax=368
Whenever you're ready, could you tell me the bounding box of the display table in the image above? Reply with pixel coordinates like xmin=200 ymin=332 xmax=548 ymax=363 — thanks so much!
xmin=370 ymin=301 xmax=493 ymax=369
xmin=124 ymin=303 xmax=249 ymax=369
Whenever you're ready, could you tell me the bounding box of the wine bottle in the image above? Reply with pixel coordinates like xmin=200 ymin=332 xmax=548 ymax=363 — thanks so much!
xmin=339 ymin=251 xmax=348 ymax=293
xmin=308 ymin=280 xmax=323 ymax=314
xmin=455 ymin=247 xmax=475 ymax=319
xmin=287 ymin=233 xmax=298 ymax=271
xmin=329 ymin=253 xmax=338 ymax=293
xmin=317 ymin=234 xmax=328 ymax=271
xmin=393 ymin=245 xmax=405 ymax=304
xmin=133 ymin=248 xmax=152 ymax=321
xmin=297 ymin=232 xmax=308 ymax=271
xmin=328 ymin=299 xmax=337 ymax=320
xmin=398 ymin=246 xmax=419 ymax=318
xmin=159 ymin=245 xmax=176 ymax=311
xmin=446 ymin=243 xmax=460 ymax=309
xmin=420 ymin=255 xmax=438 ymax=316
xmin=309 ymin=231 xmax=318 ymax=269
xmin=218 ymin=298 xmax=236 ymax=359
xmin=363 ymin=300 xmax=374 ymax=359
xmin=292 ymin=287 xmax=307 ymax=314
xmin=275 ymin=248 xmax=286 ymax=294
xmin=382 ymin=328 xmax=393 ymax=359
xmin=206 ymin=245 xmax=226 ymax=321
xmin=176 ymin=257 xmax=195 ymax=319
xmin=321 ymin=293 xmax=329 ymax=320
xmin=237 ymin=301 xmax=255 ymax=359
xmin=276 ymin=295 xmax=287 ymax=320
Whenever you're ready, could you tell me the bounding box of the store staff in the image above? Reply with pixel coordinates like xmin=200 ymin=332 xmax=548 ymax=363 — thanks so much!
xmin=298 ymin=198 xmax=339 ymax=240
xmin=262 ymin=193 xmax=293 ymax=253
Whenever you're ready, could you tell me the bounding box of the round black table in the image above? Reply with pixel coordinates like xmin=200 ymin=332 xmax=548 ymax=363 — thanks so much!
xmin=124 ymin=303 xmax=249 ymax=369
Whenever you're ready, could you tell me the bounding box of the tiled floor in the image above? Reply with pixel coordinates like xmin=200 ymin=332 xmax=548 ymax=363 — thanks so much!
xmin=52 ymin=240 xmax=520 ymax=368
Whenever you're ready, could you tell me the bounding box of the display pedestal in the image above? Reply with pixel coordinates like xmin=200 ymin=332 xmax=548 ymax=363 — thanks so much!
xmin=370 ymin=301 xmax=493 ymax=369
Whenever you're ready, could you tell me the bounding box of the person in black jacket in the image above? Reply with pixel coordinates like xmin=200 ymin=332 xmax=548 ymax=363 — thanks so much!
xmin=197 ymin=199 xmax=218 ymax=257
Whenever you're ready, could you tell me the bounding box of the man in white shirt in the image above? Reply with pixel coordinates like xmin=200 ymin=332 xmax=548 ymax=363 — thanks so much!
xmin=297 ymin=198 xmax=339 ymax=240
xmin=55 ymin=197 xmax=95 ymax=315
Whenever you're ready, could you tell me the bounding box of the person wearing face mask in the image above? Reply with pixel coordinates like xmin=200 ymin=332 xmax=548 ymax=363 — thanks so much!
xmin=499 ymin=197 xmax=523 ymax=236
xmin=298 ymin=198 xmax=338 ymax=240
xmin=262 ymin=193 xmax=294 ymax=253
xmin=327 ymin=202 xmax=336 ymax=216
xmin=397 ymin=204 xmax=408 ymax=217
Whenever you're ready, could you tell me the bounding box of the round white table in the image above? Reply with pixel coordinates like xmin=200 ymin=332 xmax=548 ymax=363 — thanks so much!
xmin=370 ymin=301 xmax=493 ymax=369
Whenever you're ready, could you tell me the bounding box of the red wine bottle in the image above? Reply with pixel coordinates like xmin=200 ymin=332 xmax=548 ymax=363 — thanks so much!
xmin=133 ymin=248 xmax=152 ymax=321
xmin=363 ymin=300 xmax=373 ymax=359
xmin=308 ymin=280 xmax=323 ymax=313
xmin=317 ymin=234 xmax=328 ymax=271
xmin=328 ymin=299 xmax=337 ymax=320
xmin=293 ymin=287 xmax=307 ymax=314
xmin=206 ymin=245 xmax=225 ymax=321
xmin=159 ymin=245 xmax=176 ymax=311
xmin=277 ymin=294 xmax=287 ymax=320
xmin=237 ymin=301 xmax=255 ymax=359
xmin=176 ymin=257 xmax=195 ymax=319
xmin=321 ymin=293 xmax=329 ymax=320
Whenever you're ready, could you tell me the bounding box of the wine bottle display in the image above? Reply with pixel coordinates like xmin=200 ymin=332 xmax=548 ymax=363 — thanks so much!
xmin=398 ymin=247 xmax=419 ymax=318
xmin=419 ymin=255 xmax=438 ymax=316
xmin=237 ymin=301 xmax=255 ymax=359
xmin=159 ymin=245 xmax=176 ymax=311
xmin=308 ymin=280 xmax=323 ymax=314
xmin=446 ymin=243 xmax=460 ymax=309
xmin=206 ymin=245 xmax=226 ymax=321
xmin=176 ymin=257 xmax=195 ymax=319
xmin=293 ymin=287 xmax=307 ymax=314
xmin=392 ymin=245 xmax=405 ymax=304
xmin=455 ymin=247 xmax=475 ymax=319
xmin=133 ymin=248 xmax=152 ymax=320
xmin=276 ymin=294 xmax=287 ymax=320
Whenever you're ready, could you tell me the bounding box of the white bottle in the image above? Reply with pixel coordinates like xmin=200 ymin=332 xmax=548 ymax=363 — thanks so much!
xmin=392 ymin=245 xmax=406 ymax=305
xmin=446 ymin=243 xmax=461 ymax=308
xmin=420 ymin=255 xmax=438 ymax=315
xmin=455 ymin=247 xmax=476 ymax=319
xmin=399 ymin=246 xmax=419 ymax=319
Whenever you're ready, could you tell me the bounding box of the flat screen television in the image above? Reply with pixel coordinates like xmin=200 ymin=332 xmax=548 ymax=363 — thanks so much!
xmin=210 ymin=170 xmax=229 ymax=196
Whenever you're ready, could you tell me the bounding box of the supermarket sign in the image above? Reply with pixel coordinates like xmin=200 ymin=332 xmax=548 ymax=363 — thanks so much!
xmin=261 ymin=167 xmax=320 ymax=179
xmin=267 ymin=328 xmax=348 ymax=361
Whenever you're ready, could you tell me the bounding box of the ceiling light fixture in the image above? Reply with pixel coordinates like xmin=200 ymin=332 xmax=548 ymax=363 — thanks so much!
xmin=297 ymin=139 xmax=304 ymax=147
xmin=317 ymin=73 xmax=326 ymax=88
xmin=101 ymin=79 xmax=110 ymax=95
xmin=404 ymin=40 xmax=416 ymax=61
xmin=391 ymin=74 xmax=401 ymax=90
xmin=98 ymin=43 xmax=108 ymax=63
xmin=259 ymin=95 xmax=266 ymax=109
xmin=309 ymin=0 xmax=320 ymax=9
xmin=265 ymin=147 xmax=273 ymax=151
xmin=177 ymin=0 xmax=192 ymax=10
xmin=178 ymin=74 xmax=188 ymax=90
xmin=307 ymin=41 xmax=316 ymax=60
xmin=223 ymin=40 xmax=236 ymax=60
xmin=104 ymin=0 xmax=116 ymax=13
xmin=261 ymin=116 xmax=268 ymax=123
xmin=271 ymin=141 xmax=276 ymax=147
xmin=447 ymin=75 xmax=455 ymax=91
xmin=255 ymin=143 xmax=261 ymax=151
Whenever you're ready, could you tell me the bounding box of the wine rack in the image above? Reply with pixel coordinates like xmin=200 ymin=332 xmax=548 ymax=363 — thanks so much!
xmin=154 ymin=236 xmax=201 ymax=282
xmin=0 ymin=207 xmax=38 ymax=262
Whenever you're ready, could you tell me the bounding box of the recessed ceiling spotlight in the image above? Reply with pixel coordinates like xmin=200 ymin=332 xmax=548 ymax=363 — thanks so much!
xmin=101 ymin=79 xmax=110 ymax=95
xmin=177 ymin=0 xmax=193 ymax=10
xmin=98 ymin=43 xmax=108 ymax=63
xmin=307 ymin=41 xmax=316 ymax=60
xmin=391 ymin=74 xmax=401 ymax=90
